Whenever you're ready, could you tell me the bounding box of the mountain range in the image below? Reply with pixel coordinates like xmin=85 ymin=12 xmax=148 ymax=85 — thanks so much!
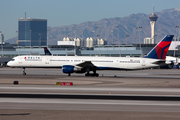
xmin=6 ymin=7 xmax=180 ymax=45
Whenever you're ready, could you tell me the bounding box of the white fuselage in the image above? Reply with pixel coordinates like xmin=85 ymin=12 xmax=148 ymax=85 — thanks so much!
xmin=7 ymin=55 xmax=163 ymax=70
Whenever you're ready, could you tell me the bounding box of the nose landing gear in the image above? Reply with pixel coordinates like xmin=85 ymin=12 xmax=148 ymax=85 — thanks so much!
xmin=23 ymin=67 xmax=26 ymax=75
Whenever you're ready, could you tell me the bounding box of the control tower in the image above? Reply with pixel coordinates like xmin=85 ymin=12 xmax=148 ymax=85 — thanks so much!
xmin=149 ymin=6 xmax=158 ymax=39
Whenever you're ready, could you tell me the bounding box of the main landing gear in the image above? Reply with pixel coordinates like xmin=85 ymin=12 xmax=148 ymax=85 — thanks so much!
xmin=85 ymin=73 xmax=99 ymax=77
xmin=85 ymin=70 xmax=99 ymax=77
xmin=23 ymin=67 xmax=26 ymax=75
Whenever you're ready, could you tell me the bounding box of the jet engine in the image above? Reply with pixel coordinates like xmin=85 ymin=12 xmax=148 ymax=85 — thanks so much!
xmin=62 ymin=65 xmax=74 ymax=73
xmin=62 ymin=65 xmax=85 ymax=74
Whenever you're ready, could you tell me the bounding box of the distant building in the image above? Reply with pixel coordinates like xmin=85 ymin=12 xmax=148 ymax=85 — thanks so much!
xmin=63 ymin=37 xmax=74 ymax=41
xmin=63 ymin=37 xmax=84 ymax=47
xmin=57 ymin=41 xmax=75 ymax=46
xmin=97 ymin=38 xmax=107 ymax=45
xmin=18 ymin=18 xmax=47 ymax=46
xmin=74 ymin=38 xmax=84 ymax=47
xmin=144 ymin=37 xmax=154 ymax=44
xmin=169 ymin=38 xmax=180 ymax=50
xmin=86 ymin=37 xmax=97 ymax=48
xmin=86 ymin=37 xmax=107 ymax=48
xmin=0 ymin=32 xmax=4 ymax=44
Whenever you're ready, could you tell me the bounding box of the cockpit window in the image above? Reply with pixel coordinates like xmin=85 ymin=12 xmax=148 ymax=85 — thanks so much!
xmin=9 ymin=59 xmax=15 ymax=61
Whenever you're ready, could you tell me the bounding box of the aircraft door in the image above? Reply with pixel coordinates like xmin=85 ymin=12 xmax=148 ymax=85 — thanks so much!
xmin=44 ymin=57 xmax=51 ymax=65
xmin=19 ymin=57 xmax=23 ymax=64
xmin=45 ymin=58 xmax=49 ymax=64
xmin=142 ymin=60 xmax=146 ymax=66
xmin=116 ymin=60 xmax=119 ymax=64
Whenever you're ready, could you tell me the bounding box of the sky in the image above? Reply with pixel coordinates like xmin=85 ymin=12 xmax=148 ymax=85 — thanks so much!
xmin=1 ymin=0 xmax=180 ymax=40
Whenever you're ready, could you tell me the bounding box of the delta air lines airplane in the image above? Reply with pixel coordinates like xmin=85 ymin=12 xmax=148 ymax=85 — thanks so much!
xmin=7 ymin=35 xmax=174 ymax=76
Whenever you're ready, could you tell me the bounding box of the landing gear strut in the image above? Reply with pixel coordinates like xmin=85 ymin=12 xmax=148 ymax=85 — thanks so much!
xmin=68 ymin=73 xmax=71 ymax=76
xmin=85 ymin=70 xmax=99 ymax=77
xmin=23 ymin=67 xmax=26 ymax=75
xmin=85 ymin=73 xmax=99 ymax=77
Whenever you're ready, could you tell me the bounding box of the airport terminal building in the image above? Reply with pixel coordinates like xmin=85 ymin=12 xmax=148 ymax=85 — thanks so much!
xmin=0 ymin=43 xmax=178 ymax=57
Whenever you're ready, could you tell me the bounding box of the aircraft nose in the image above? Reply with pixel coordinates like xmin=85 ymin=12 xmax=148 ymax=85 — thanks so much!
xmin=7 ymin=61 xmax=11 ymax=66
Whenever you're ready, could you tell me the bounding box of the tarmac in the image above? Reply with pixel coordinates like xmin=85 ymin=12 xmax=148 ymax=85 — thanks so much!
xmin=0 ymin=67 xmax=180 ymax=120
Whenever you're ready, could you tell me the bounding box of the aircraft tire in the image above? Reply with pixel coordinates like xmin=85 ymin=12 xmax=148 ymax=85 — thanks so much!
xmin=85 ymin=73 xmax=89 ymax=77
xmin=95 ymin=73 xmax=99 ymax=77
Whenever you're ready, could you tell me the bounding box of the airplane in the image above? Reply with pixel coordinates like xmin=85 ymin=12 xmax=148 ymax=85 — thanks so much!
xmin=44 ymin=43 xmax=180 ymax=69
xmin=164 ymin=56 xmax=180 ymax=69
xmin=7 ymin=35 xmax=174 ymax=77
xmin=166 ymin=56 xmax=180 ymax=65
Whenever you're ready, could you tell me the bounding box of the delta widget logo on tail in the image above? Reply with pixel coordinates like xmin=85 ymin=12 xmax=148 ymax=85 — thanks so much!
xmin=144 ymin=35 xmax=174 ymax=60
xmin=155 ymin=41 xmax=172 ymax=59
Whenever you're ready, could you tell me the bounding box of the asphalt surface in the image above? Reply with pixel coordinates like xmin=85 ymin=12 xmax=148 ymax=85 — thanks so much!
xmin=0 ymin=67 xmax=180 ymax=120
xmin=1 ymin=85 xmax=180 ymax=95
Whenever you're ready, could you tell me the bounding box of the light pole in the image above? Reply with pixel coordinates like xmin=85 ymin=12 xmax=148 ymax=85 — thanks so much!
xmin=178 ymin=28 xmax=180 ymax=42
xmin=92 ymin=31 xmax=95 ymax=38
xmin=47 ymin=30 xmax=49 ymax=47
xmin=111 ymin=30 xmax=114 ymax=44
xmin=174 ymin=26 xmax=179 ymax=56
xmin=175 ymin=26 xmax=179 ymax=39
xmin=95 ymin=26 xmax=98 ymax=45
xmin=116 ymin=26 xmax=119 ymax=43
xmin=96 ymin=35 xmax=100 ymax=56
xmin=96 ymin=26 xmax=98 ymax=34
xmin=153 ymin=35 xmax=157 ymax=44
xmin=30 ymin=30 xmax=32 ymax=55
xmin=125 ymin=34 xmax=129 ymax=44
xmin=74 ymin=29 xmax=77 ymax=38
xmin=136 ymin=27 xmax=142 ymax=56
xmin=16 ymin=31 xmax=20 ymax=55
xmin=39 ymin=33 xmax=42 ymax=46
xmin=74 ymin=29 xmax=77 ymax=56
xmin=157 ymin=29 xmax=161 ymax=43
xmin=82 ymin=32 xmax=84 ymax=48
xmin=116 ymin=26 xmax=121 ymax=56
xmin=0 ymin=31 xmax=3 ymax=57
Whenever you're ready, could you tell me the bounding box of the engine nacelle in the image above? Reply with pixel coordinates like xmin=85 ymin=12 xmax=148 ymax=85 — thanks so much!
xmin=62 ymin=65 xmax=74 ymax=73
xmin=62 ymin=65 xmax=85 ymax=74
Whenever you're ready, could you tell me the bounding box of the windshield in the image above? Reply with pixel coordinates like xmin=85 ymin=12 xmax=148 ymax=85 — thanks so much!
xmin=9 ymin=59 xmax=15 ymax=61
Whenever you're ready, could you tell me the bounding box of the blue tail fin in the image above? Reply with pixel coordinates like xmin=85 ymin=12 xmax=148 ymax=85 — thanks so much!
xmin=44 ymin=47 xmax=52 ymax=55
xmin=144 ymin=35 xmax=174 ymax=59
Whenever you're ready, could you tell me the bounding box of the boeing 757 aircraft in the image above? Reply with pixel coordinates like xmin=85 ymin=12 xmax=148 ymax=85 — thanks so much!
xmin=7 ymin=35 xmax=174 ymax=76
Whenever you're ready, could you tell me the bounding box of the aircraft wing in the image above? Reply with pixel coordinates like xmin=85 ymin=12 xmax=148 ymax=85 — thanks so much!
xmin=152 ymin=60 xmax=165 ymax=64
xmin=76 ymin=61 xmax=97 ymax=70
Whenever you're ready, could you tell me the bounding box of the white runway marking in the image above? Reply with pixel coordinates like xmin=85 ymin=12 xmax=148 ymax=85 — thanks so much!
xmin=0 ymin=86 xmax=180 ymax=93
xmin=0 ymin=98 xmax=180 ymax=106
